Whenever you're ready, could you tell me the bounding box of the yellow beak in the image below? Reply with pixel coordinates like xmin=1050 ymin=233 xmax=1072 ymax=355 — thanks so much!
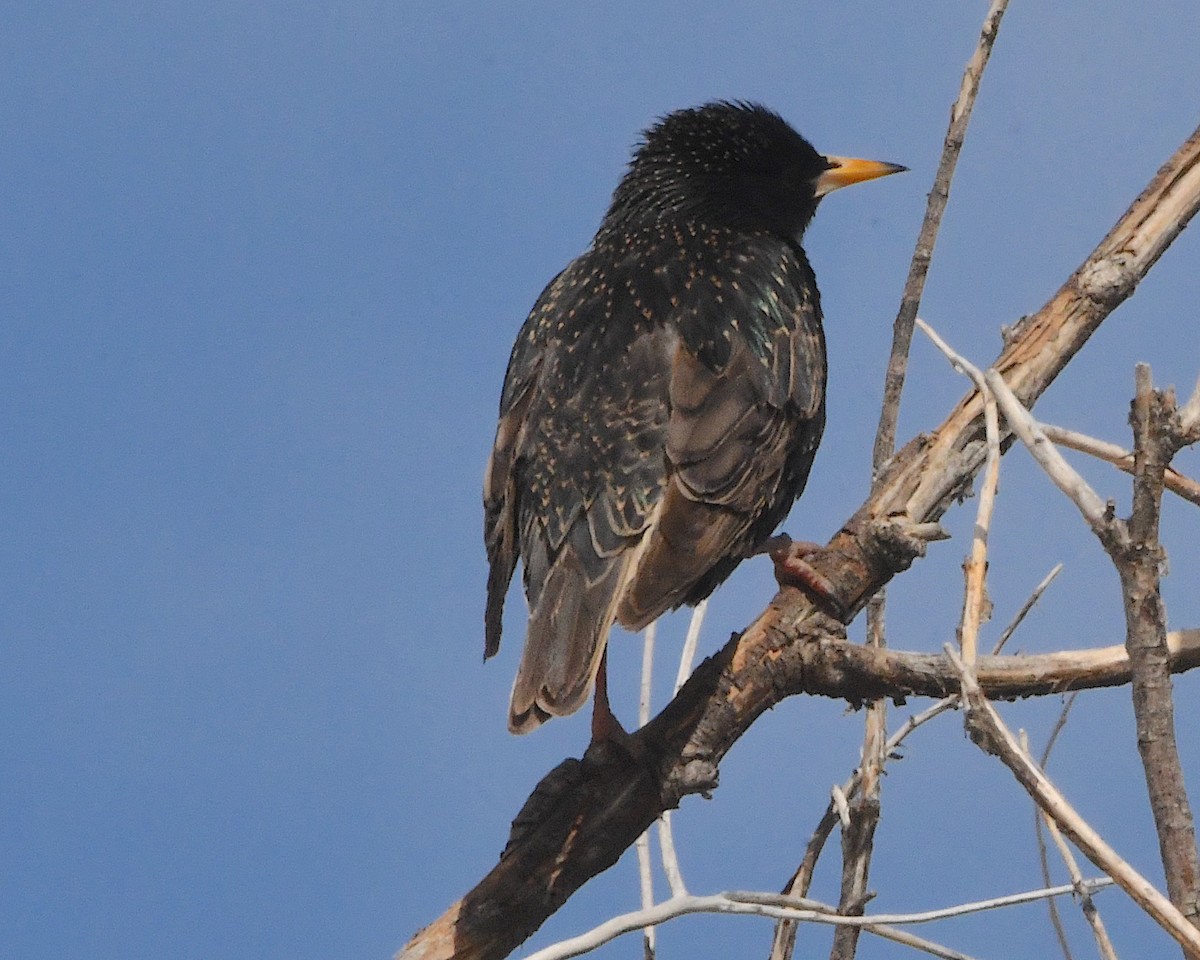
xmin=815 ymin=155 xmax=908 ymax=198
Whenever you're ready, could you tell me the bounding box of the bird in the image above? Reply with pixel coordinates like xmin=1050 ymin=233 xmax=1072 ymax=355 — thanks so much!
xmin=483 ymin=101 xmax=904 ymax=738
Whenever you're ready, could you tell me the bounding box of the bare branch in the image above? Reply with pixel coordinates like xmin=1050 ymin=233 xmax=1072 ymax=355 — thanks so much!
xmin=996 ymin=564 xmax=1063 ymax=653
xmin=1040 ymin=423 xmax=1200 ymax=507
xmin=635 ymin=624 xmax=657 ymax=960
xmin=1118 ymin=367 xmax=1200 ymax=929
xmin=1025 ymin=716 xmax=1117 ymax=960
xmin=1042 ymin=810 xmax=1121 ymax=960
xmin=948 ymin=646 xmax=1200 ymax=958
xmin=523 ymin=882 xmax=1116 ymax=960
xmin=673 ymin=600 xmax=707 ymax=697
xmin=660 ymin=605 xmax=706 ymax=899
xmin=986 ymin=369 xmax=1115 ymax=537
xmin=871 ymin=0 xmax=1010 ymax=472
xmin=916 ymin=317 xmax=1001 ymax=665
xmin=1024 ymin=726 xmax=1077 ymax=960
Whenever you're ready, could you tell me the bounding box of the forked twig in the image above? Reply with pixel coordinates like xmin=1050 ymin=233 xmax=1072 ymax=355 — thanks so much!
xmin=916 ymin=317 xmax=1001 ymax=665
xmin=947 ymin=646 xmax=1200 ymax=958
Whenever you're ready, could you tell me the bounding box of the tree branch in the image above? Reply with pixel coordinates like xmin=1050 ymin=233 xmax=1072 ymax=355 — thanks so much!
xmin=949 ymin=647 xmax=1200 ymax=959
xmin=870 ymin=0 xmax=1008 ymax=472
xmin=1039 ymin=422 xmax=1200 ymax=508
xmin=522 ymin=881 xmax=1116 ymax=960
xmin=1119 ymin=367 xmax=1200 ymax=932
xmin=398 ymin=121 xmax=1200 ymax=960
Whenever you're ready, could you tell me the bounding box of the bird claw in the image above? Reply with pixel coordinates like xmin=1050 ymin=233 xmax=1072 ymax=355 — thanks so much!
xmin=759 ymin=534 xmax=847 ymax=620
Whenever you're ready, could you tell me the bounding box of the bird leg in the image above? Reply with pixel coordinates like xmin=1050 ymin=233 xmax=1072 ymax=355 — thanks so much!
xmin=590 ymin=647 xmax=630 ymax=745
xmin=755 ymin=533 xmax=846 ymax=619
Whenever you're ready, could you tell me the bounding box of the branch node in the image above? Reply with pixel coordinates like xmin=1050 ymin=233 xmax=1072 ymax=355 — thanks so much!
xmin=1079 ymin=251 xmax=1138 ymax=307
xmin=865 ymin=515 xmax=944 ymax=574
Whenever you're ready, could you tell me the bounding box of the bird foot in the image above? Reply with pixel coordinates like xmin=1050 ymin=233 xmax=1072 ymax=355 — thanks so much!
xmin=757 ymin=534 xmax=846 ymax=619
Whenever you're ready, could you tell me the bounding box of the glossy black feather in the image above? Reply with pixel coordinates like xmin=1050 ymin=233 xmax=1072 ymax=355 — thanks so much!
xmin=485 ymin=102 xmax=838 ymax=733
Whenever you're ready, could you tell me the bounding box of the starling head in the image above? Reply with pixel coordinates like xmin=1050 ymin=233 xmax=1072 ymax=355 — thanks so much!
xmin=603 ymin=100 xmax=905 ymax=241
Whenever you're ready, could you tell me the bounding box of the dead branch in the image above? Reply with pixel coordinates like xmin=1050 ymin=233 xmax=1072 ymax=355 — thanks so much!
xmin=1119 ymin=367 xmax=1200 ymax=930
xmin=995 ymin=357 xmax=1200 ymax=934
xmin=950 ymin=648 xmax=1200 ymax=959
xmin=1039 ymin=422 xmax=1200 ymax=508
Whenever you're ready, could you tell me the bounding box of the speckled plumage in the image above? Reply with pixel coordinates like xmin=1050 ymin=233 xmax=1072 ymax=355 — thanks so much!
xmin=484 ymin=102 xmax=901 ymax=734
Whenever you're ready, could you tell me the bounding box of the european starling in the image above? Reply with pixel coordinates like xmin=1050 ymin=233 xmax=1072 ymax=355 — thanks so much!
xmin=484 ymin=101 xmax=904 ymax=736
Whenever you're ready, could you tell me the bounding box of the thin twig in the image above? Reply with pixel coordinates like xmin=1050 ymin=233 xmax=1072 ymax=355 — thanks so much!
xmin=638 ymin=621 xmax=656 ymax=729
xmin=656 ymin=813 xmax=687 ymax=899
xmin=523 ymin=881 xmax=1114 ymax=960
xmin=660 ymin=603 xmax=709 ymax=899
xmin=985 ymin=370 xmax=1113 ymax=536
xmin=1041 ymin=423 xmax=1200 ymax=507
xmin=674 ymin=599 xmax=708 ymax=696
xmin=1024 ymin=728 xmax=1076 ymax=960
xmin=871 ymin=0 xmax=1010 ymax=471
xmin=916 ymin=317 xmax=1001 ymax=665
xmin=947 ymin=645 xmax=1200 ymax=958
xmin=1039 ymin=694 xmax=1078 ymax=770
xmin=996 ymin=564 xmax=1063 ymax=654
xmin=636 ymin=622 xmax=658 ymax=960
xmin=830 ymin=701 xmax=886 ymax=960
xmin=1027 ymin=716 xmax=1119 ymax=960
xmin=1043 ymin=811 xmax=1120 ymax=960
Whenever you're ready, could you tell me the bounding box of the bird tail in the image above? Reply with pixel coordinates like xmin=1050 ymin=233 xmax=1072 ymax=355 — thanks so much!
xmin=508 ymin=522 xmax=632 ymax=734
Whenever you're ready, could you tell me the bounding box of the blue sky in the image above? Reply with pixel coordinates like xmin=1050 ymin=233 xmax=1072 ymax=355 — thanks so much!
xmin=4 ymin=3 xmax=1200 ymax=958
